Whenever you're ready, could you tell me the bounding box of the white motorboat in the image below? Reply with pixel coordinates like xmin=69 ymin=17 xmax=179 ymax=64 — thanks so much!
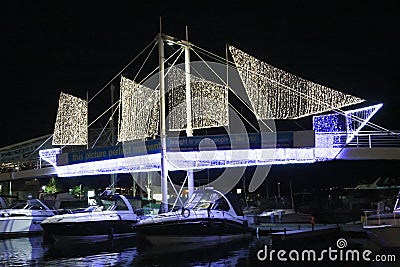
xmin=41 ymin=194 xmax=142 ymax=242
xmin=135 ymin=188 xmax=249 ymax=246
xmin=363 ymin=190 xmax=400 ymax=247
xmin=0 ymin=198 xmax=56 ymax=236
xmin=257 ymin=208 xmax=311 ymax=224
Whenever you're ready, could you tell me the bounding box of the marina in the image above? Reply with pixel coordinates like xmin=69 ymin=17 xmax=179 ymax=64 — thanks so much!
xmin=1 ymin=2 xmax=400 ymax=266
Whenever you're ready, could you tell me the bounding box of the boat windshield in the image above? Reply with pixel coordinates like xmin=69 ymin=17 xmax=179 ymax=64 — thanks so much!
xmin=185 ymin=190 xmax=229 ymax=211
xmin=24 ymin=199 xmax=47 ymax=210
xmin=101 ymin=196 xmax=129 ymax=211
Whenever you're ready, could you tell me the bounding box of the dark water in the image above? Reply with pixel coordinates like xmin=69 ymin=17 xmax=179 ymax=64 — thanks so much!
xmin=0 ymin=233 xmax=399 ymax=266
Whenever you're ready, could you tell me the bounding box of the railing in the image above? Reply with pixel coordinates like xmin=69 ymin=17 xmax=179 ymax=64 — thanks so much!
xmin=3 ymin=131 xmax=400 ymax=174
xmin=346 ymin=131 xmax=400 ymax=148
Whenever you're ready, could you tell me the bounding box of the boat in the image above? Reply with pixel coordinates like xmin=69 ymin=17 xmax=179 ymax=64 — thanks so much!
xmin=41 ymin=193 xmax=142 ymax=242
xmin=135 ymin=187 xmax=249 ymax=246
xmin=257 ymin=208 xmax=311 ymax=224
xmin=0 ymin=197 xmax=57 ymax=236
xmin=363 ymin=190 xmax=400 ymax=247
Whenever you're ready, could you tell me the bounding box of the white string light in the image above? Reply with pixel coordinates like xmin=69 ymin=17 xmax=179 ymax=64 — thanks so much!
xmin=229 ymin=46 xmax=365 ymax=119
xmin=168 ymin=66 xmax=228 ymax=131
xmin=118 ymin=76 xmax=159 ymax=141
xmin=52 ymin=92 xmax=88 ymax=145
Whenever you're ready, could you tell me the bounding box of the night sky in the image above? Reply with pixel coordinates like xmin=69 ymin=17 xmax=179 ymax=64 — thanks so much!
xmin=1 ymin=1 xmax=399 ymax=148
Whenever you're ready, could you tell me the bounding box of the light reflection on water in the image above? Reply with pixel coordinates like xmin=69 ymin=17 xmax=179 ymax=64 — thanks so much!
xmin=0 ymin=235 xmax=251 ymax=266
xmin=0 ymin=234 xmax=398 ymax=266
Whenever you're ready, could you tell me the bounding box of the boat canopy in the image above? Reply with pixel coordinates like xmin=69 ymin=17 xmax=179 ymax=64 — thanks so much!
xmin=184 ymin=189 xmax=244 ymax=216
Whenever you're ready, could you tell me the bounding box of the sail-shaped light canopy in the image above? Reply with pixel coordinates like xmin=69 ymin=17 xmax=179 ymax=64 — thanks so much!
xmin=118 ymin=76 xmax=159 ymax=142
xmin=52 ymin=92 xmax=88 ymax=145
xmin=168 ymin=66 xmax=228 ymax=131
xmin=229 ymin=46 xmax=365 ymax=119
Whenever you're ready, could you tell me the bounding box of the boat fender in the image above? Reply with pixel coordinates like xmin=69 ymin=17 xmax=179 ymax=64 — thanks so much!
xmin=181 ymin=207 xmax=190 ymax=218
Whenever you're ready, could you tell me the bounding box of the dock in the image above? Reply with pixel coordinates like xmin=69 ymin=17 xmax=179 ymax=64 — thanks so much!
xmin=248 ymin=222 xmax=368 ymax=243
xmin=248 ymin=219 xmax=368 ymax=245
xmin=268 ymin=224 xmax=339 ymax=241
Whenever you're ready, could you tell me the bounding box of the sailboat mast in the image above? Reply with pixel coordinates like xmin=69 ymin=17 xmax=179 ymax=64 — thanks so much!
xmin=158 ymin=20 xmax=169 ymax=213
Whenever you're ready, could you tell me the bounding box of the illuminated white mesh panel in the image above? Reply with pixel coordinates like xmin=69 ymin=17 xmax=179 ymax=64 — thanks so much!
xmin=52 ymin=92 xmax=88 ymax=145
xmin=118 ymin=76 xmax=159 ymax=141
xmin=168 ymin=66 xmax=228 ymax=131
xmin=229 ymin=46 xmax=365 ymax=119
xmin=345 ymin=104 xmax=382 ymax=143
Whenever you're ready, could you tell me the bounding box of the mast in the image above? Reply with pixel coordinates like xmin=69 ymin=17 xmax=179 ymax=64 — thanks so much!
xmin=158 ymin=19 xmax=169 ymax=213
xmin=184 ymin=26 xmax=194 ymax=199
xmin=110 ymin=83 xmax=117 ymax=193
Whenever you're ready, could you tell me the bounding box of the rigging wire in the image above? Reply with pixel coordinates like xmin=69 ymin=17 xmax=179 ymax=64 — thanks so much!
xmin=88 ymin=100 xmax=120 ymax=128
xmin=88 ymin=37 xmax=157 ymax=103
xmin=89 ymin=37 xmax=183 ymax=143
xmin=91 ymin=104 xmax=120 ymax=148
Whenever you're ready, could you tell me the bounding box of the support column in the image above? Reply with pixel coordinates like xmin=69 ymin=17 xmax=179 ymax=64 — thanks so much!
xmin=110 ymin=83 xmax=117 ymax=193
xmin=185 ymin=27 xmax=194 ymax=200
xmin=159 ymin=24 xmax=169 ymax=213
xmin=9 ymin=180 xmax=12 ymax=196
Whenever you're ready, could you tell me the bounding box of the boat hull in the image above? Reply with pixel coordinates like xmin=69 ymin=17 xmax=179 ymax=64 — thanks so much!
xmin=41 ymin=220 xmax=137 ymax=242
xmin=0 ymin=216 xmax=48 ymax=235
xmin=143 ymin=233 xmax=249 ymax=246
xmin=136 ymin=218 xmax=248 ymax=245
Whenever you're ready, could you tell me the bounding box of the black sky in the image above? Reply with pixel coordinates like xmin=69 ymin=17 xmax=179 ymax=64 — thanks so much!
xmin=1 ymin=1 xmax=399 ymax=148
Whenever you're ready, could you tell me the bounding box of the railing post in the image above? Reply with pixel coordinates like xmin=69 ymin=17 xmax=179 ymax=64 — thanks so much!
xmin=369 ymin=134 xmax=372 ymax=148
